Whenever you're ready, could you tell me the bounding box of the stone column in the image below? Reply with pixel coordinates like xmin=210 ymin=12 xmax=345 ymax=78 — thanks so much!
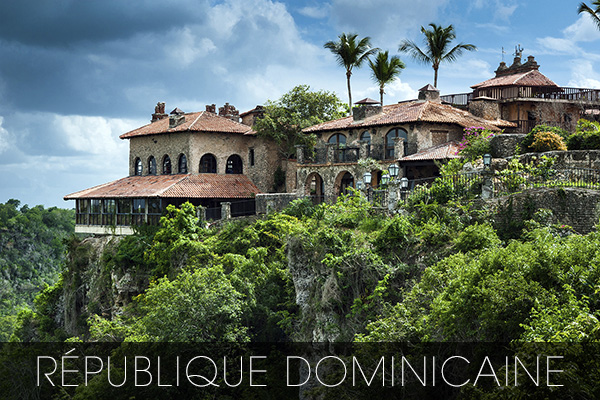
xmin=295 ymin=145 xmax=306 ymax=164
xmin=326 ymin=143 xmax=336 ymax=163
xmin=481 ymin=172 xmax=493 ymax=199
xmin=196 ymin=205 xmax=206 ymax=226
xmin=221 ymin=202 xmax=231 ymax=220
xmin=387 ymin=180 xmax=400 ymax=211
xmin=358 ymin=140 xmax=370 ymax=159
xmin=393 ymin=137 xmax=405 ymax=159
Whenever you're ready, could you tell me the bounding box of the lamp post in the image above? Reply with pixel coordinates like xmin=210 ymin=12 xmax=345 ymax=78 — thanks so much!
xmin=482 ymin=153 xmax=493 ymax=199
xmin=381 ymin=173 xmax=390 ymax=186
xmin=389 ymin=163 xmax=400 ymax=179
xmin=483 ymin=153 xmax=492 ymax=170
xmin=400 ymin=177 xmax=409 ymax=202
xmin=363 ymin=172 xmax=372 ymax=202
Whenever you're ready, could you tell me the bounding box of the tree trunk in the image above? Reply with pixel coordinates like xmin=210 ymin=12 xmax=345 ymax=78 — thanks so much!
xmin=346 ymin=70 xmax=352 ymax=116
xmin=380 ymin=86 xmax=384 ymax=106
xmin=433 ymin=66 xmax=439 ymax=89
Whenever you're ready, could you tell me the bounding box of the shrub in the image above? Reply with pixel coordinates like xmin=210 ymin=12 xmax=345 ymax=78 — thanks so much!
xmin=529 ymin=130 xmax=567 ymax=152
xmin=567 ymin=119 xmax=600 ymax=150
xmin=520 ymin=124 xmax=569 ymax=153
xmin=456 ymin=126 xmax=495 ymax=161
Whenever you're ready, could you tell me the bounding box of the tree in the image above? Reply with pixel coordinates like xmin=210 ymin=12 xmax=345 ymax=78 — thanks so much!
xmin=324 ymin=33 xmax=379 ymax=112
xmin=579 ymin=1 xmax=600 ymax=30
xmin=254 ymin=85 xmax=346 ymax=158
xmin=399 ymin=23 xmax=476 ymax=88
xmin=368 ymin=50 xmax=405 ymax=105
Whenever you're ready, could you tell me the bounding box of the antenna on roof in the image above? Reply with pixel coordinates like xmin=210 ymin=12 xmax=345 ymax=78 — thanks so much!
xmin=514 ymin=44 xmax=524 ymax=58
xmin=501 ymin=47 xmax=506 ymax=61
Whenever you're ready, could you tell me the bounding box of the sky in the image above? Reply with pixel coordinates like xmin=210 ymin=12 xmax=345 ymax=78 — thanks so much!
xmin=1 ymin=0 xmax=599 ymax=208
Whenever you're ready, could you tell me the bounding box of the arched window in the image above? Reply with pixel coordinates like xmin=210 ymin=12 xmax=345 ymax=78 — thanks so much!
xmin=338 ymin=172 xmax=354 ymax=196
xmin=162 ymin=155 xmax=172 ymax=174
xmin=328 ymin=132 xmax=346 ymax=146
xmin=199 ymin=154 xmax=217 ymax=173
xmin=178 ymin=154 xmax=188 ymax=174
xmin=134 ymin=158 xmax=143 ymax=176
xmin=385 ymin=128 xmax=408 ymax=159
xmin=226 ymin=154 xmax=243 ymax=174
xmin=360 ymin=131 xmax=371 ymax=144
xmin=148 ymin=156 xmax=157 ymax=175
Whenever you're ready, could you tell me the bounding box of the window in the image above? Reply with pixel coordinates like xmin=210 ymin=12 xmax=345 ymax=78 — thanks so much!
xmin=328 ymin=133 xmax=346 ymax=146
xmin=360 ymin=131 xmax=371 ymax=144
xmin=178 ymin=154 xmax=188 ymax=174
xmin=226 ymin=154 xmax=243 ymax=174
xmin=199 ymin=153 xmax=217 ymax=173
xmin=249 ymin=148 xmax=255 ymax=166
xmin=135 ymin=158 xmax=143 ymax=176
xmin=385 ymin=128 xmax=408 ymax=159
xmin=148 ymin=156 xmax=157 ymax=175
xmin=162 ymin=155 xmax=172 ymax=174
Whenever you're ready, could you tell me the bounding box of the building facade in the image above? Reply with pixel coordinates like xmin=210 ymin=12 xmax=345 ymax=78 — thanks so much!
xmin=65 ymin=102 xmax=291 ymax=234
xmin=295 ymin=86 xmax=515 ymax=201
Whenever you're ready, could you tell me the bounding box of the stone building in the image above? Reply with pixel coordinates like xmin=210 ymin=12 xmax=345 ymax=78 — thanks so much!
xmin=296 ymin=86 xmax=515 ymax=200
xmin=65 ymin=102 xmax=290 ymax=234
xmin=442 ymin=53 xmax=600 ymax=134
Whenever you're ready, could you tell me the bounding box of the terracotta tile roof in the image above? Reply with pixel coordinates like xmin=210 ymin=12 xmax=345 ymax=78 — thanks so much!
xmin=302 ymin=101 xmax=515 ymax=133
xmin=119 ymin=111 xmax=255 ymax=139
xmin=64 ymin=174 xmax=260 ymax=200
xmin=398 ymin=141 xmax=461 ymax=162
xmin=471 ymin=70 xmax=558 ymax=89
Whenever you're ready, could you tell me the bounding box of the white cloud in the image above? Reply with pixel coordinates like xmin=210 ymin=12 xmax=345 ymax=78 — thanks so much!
xmin=568 ymin=60 xmax=600 ymax=88
xmin=0 ymin=117 xmax=12 ymax=153
xmin=164 ymin=27 xmax=216 ymax=68
xmin=55 ymin=115 xmax=134 ymax=157
xmin=298 ymin=4 xmax=330 ymax=19
xmin=564 ymin=15 xmax=600 ymax=43
xmin=536 ymin=36 xmax=580 ymax=55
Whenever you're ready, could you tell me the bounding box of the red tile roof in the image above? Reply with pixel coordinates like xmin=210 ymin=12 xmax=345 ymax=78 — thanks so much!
xmin=302 ymin=101 xmax=515 ymax=134
xmin=119 ymin=111 xmax=255 ymax=139
xmin=64 ymin=174 xmax=260 ymax=200
xmin=398 ymin=141 xmax=461 ymax=162
xmin=471 ymin=70 xmax=558 ymax=89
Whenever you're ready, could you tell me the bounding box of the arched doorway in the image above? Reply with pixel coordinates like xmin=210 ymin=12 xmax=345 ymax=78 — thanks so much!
xmin=334 ymin=171 xmax=354 ymax=197
xmin=305 ymin=172 xmax=324 ymax=204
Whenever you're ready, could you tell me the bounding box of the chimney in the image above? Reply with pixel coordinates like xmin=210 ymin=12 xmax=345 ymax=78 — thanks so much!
xmin=151 ymin=102 xmax=168 ymax=122
xmin=169 ymin=108 xmax=185 ymax=129
xmin=352 ymin=98 xmax=382 ymax=122
xmin=219 ymin=103 xmax=240 ymax=122
xmin=417 ymin=84 xmax=440 ymax=103
xmin=206 ymin=104 xmax=216 ymax=114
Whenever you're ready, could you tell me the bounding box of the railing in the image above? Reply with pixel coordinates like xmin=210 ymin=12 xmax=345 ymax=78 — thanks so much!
xmin=441 ymin=86 xmax=600 ymax=106
xmin=300 ymin=143 xmax=389 ymax=165
xmin=494 ymin=168 xmax=600 ymax=197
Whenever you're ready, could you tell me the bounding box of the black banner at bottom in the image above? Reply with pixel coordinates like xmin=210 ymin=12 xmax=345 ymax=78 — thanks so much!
xmin=0 ymin=342 xmax=597 ymax=399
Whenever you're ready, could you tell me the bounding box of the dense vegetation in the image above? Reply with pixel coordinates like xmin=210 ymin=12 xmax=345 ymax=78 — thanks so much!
xmin=0 ymin=199 xmax=74 ymax=340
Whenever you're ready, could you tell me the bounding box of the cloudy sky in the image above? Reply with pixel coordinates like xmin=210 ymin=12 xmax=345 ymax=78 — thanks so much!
xmin=1 ymin=0 xmax=599 ymax=207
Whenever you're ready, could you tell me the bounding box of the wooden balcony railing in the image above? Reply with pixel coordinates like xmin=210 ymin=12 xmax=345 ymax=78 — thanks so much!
xmin=441 ymin=86 xmax=600 ymax=106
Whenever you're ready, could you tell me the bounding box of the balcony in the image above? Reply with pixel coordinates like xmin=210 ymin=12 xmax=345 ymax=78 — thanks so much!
xmin=441 ymin=86 xmax=600 ymax=107
xmin=299 ymin=144 xmax=396 ymax=165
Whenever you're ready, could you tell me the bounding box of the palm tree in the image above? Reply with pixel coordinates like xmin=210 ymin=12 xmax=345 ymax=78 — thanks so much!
xmin=579 ymin=1 xmax=600 ymax=30
xmin=399 ymin=23 xmax=476 ymax=88
xmin=324 ymin=33 xmax=379 ymax=113
xmin=368 ymin=51 xmax=405 ymax=105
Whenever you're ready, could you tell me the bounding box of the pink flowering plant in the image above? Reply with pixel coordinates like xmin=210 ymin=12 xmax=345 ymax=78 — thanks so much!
xmin=456 ymin=126 xmax=496 ymax=161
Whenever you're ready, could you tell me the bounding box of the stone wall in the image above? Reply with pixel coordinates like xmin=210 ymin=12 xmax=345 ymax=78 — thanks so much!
xmin=517 ymin=150 xmax=600 ymax=169
xmin=255 ymin=193 xmax=299 ymax=214
xmin=490 ymin=134 xmax=526 ymax=158
xmin=488 ymin=187 xmax=600 ymax=234
xmin=128 ymin=131 xmax=285 ymax=193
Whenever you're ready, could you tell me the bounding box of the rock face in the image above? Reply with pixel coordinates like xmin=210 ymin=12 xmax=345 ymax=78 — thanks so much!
xmin=61 ymin=236 xmax=149 ymax=337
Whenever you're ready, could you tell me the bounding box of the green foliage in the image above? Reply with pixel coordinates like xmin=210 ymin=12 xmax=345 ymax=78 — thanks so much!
xmin=456 ymin=126 xmax=495 ymax=161
xmin=521 ymin=124 xmax=569 ymax=153
xmin=567 ymin=119 xmax=600 ymax=150
xmin=453 ymin=222 xmax=501 ymax=253
xmin=127 ymin=266 xmax=249 ymax=342
xmin=254 ymin=85 xmax=346 ymax=158
xmin=0 ymin=199 xmax=74 ymax=340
